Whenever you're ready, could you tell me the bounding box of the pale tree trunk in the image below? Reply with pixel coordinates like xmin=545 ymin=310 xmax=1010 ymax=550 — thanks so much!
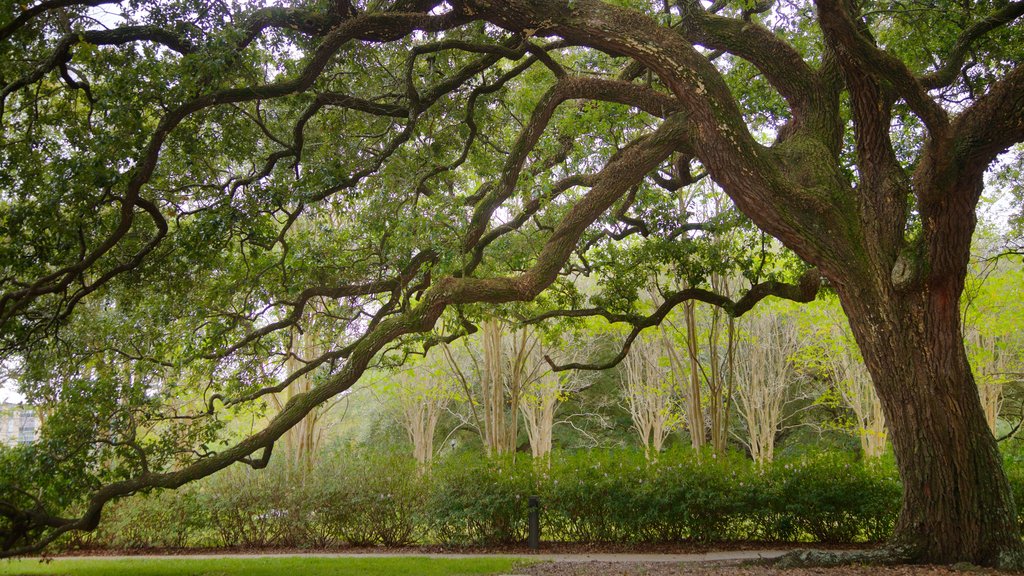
xmin=519 ymin=348 xmax=558 ymax=460
xmin=517 ymin=331 xmax=575 ymax=460
xmin=657 ymin=302 xmax=702 ymax=451
xmin=403 ymin=398 xmax=441 ymax=466
xmin=965 ymin=327 xmax=1012 ymax=434
xmin=519 ymin=330 xmax=598 ymax=459
xmin=707 ymin=273 xmax=734 ymax=454
xmin=271 ymin=323 xmax=327 ymax=471
xmin=650 ymin=270 xmax=734 ymax=453
xmin=682 ymin=301 xmax=705 ymax=450
xmin=502 ymin=325 xmax=528 ymax=454
xmin=480 ymin=318 xmax=509 ymax=456
xmin=396 ymin=377 xmax=448 ymax=468
xmin=824 ymin=317 xmax=887 ymax=458
xmin=734 ymin=312 xmax=796 ymax=465
xmin=519 ymin=384 xmax=556 ymax=459
xmin=444 ymin=318 xmax=527 ymax=457
xmin=622 ymin=334 xmax=676 ymax=459
xmin=390 ymin=349 xmax=454 ymax=468
xmin=511 ymin=327 xmax=554 ymax=459
xmin=658 ymin=283 xmax=735 ymax=455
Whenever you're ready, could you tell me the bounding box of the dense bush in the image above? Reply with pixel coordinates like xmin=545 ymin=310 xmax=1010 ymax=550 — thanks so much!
xmin=541 ymin=450 xmax=647 ymax=542
xmin=426 ymin=453 xmax=533 ymax=545
xmin=317 ymin=448 xmax=427 ymax=546
xmin=97 ymin=486 xmax=210 ymax=549
xmin=60 ymin=446 xmax=935 ymax=550
xmin=1002 ymin=453 xmax=1024 ymax=534
xmin=202 ymin=463 xmax=302 ymax=547
xmin=769 ymin=453 xmax=901 ymax=543
xmin=534 ymin=449 xmax=899 ymax=544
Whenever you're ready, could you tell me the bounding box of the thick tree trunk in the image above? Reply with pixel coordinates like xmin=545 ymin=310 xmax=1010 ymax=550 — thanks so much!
xmin=838 ymin=281 xmax=1021 ymax=566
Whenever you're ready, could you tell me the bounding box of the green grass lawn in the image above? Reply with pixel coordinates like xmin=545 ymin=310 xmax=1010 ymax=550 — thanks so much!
xmin=0 ymin=556 xmax=528 ymax=576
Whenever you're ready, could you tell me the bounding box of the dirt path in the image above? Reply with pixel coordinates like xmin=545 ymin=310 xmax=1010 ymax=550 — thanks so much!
xmin=516 ymin=561 xmax=1002 ymax=576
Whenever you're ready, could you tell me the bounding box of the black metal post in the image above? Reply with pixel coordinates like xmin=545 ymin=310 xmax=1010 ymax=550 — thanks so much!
xmin=528 ymin=495 xmax=540 ymax=550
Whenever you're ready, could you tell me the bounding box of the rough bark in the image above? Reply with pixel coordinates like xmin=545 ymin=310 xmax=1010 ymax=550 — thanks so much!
xmin=837 ymin=282 xmax=1020 ymax=565
xmin=465 ymin=0 xmax=1024 ymax=561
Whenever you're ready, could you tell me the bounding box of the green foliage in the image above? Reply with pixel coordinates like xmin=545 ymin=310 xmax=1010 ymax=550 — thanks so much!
xmin=54 ymin=447 xmax=912 ymax=550
xmin=318 ymin=448 xmax=427 ymax=546
xmin=3 ymin=0 xmax=1023 ymax=557
xmin=202 ymin=464 xmax=302 ymax=548
xmin=92 ymin=488 xmax=209 ymax=550
xmin=536 ymin=448 xmax=899 ymax=544
xmin=1004 ymin=455 xmax=1024 ymax=534
xmin=426 ymin=452 xmax=534 ymax=545
xmin=766 ymin=452 xmax=901 ymax=543
xmin=540 ymin=449 xmax=649 ymax=542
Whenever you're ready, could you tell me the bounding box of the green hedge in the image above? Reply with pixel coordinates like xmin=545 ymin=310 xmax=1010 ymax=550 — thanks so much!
xmin=65 ymin=447 xmax=1024 ymax=550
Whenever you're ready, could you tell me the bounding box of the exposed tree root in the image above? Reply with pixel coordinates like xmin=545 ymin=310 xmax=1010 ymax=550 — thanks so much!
xmin=772 ymin=544 xmax=1024 ymax=571
xmin=772 ymin=546 xmax=916 ymax=569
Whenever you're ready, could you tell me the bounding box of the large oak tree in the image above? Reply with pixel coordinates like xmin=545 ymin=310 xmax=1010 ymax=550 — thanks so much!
xmin=2 ymin=0 xmax=1023 ymax=565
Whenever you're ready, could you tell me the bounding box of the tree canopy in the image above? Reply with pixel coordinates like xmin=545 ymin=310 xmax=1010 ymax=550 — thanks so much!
xmin=2 ymin=0 xmax=1023 ymax=565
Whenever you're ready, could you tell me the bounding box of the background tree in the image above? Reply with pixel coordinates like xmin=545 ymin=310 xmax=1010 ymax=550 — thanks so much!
xmin=440 ymin=318 xmax=528 ymax=457
xmin=962 ymin=239 xmax=1024 ymax=435
xmin=518 ymin=328 xmax=594 ymax=460
xmin=733 ymin=309 xmax=800 ymax=464
xmin=823 ymin=315 xmax=887 ymax=459
xmin=385 ymin=351 xmax=454 ymax=468
xmin=621 ymin=332 xmax=677 ymax=459
xmin=270 ymin=318 xmax=334 ymax=471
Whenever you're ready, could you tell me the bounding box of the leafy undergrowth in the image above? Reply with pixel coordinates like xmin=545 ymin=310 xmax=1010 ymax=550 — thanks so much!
xmin=52 ymin=540 xmax=871 ymax=557
xmin=0 ymin=556 xmax=525 ymax=576
xmin=61 ymin=448 xmax=905 ymax=551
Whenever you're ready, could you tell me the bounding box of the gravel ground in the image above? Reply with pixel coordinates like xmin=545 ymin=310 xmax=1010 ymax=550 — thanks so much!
xmin=516 ymin=561 xmax=1006 ymax=576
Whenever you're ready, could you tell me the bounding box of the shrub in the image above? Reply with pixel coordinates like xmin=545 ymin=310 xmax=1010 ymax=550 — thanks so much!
xmin=201 ymin=463 xmax=300 ymax=547
xmin=95 ymin=486 xmax=209 ymax=549
xmin=768 ymin=453 xmax=900 ymax=543
xmin=427 ymin=453 xmax=534 ymax=545
xmin=317 ymin=448 xmax=427 ymax=546
xmin=1003 ymin=453 xmax=1024 ymax=533
xmin=541 ymin=449 xmax=645 ymax=542
xmin=67 ymin=445 xmax=921 ymax=550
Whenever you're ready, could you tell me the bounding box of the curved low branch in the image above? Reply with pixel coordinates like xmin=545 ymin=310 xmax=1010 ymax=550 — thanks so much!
xmin=530 ymin=268 xmax=821 ymax=372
